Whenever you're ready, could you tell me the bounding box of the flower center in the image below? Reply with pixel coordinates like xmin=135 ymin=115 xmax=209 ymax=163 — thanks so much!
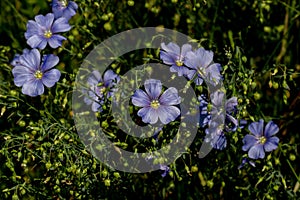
xmin=175 ymin=60 xmax=184 ymax=66
xmin=150 ymin=100 xmax=160 ymax=109
xmin=34 ymin=70 xmax=43 ymax=79
xmin=99 ymin=87 xmax=106 ymax=94
xmin=259 ymin=136 xmax=267 ymax=144
xmin=60 ymin=0 xmax=68 ymax=7
xmin=44 ymin=30 xmax=52 ymax=38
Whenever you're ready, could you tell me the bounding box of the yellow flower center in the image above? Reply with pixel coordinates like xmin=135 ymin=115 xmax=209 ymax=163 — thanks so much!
xmin=150 ymin=100 xmax=160 ymax=109
xmin=44 ymin=30 xmax=52 ymax=38
xmin=259 ymin=136 xmax=267 ymax=144
xmin=34 ymin=70 xmax=43 ymax=79
xmin=175 ymin=60 xmax=183 ymax=66
xmin=99 ymin=87 xmax=106 ymax=94
xmin=60 ymin=0 xmax=68 ymax=7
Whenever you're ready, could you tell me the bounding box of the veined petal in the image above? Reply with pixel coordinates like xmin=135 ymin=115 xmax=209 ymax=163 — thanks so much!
xmin=20 ymin=49 xmax=41 ymax=71
xmin=69 ymin=1 xmax=79 ymax=10
xmin=144 ymin=79 xmax=162 ymax=100
xmin=131 ymin=89 xmax=150 ymax=107
xmin=63 ymin=6 xmax=77 ymax=19
xmin=248 ymin=119 xmax=264 ymax=137
xmin=52 ymin=17 xmax=71 ymax=33
xmin=159 ymin=87 xmax=181 ymax=106
xmin=87 ymin=70 xmax=102 ymax=86
xmin=41 ymin=54 xmax=59 ymax=71
xmin=157 ymin=105 xmax=180 ymax=124
xmin=184 ymin=51 xmax=199 ymax=70
xmin=48 ymin=34 xmax=66 ymax=48
xmin=264 ymin=137 xmax=279 ymax=152
xmin=205 ymin=63 xmax=222 ymax=83
xmin=138 ymin=107 xmax=158 ymax=124
xmin=160 ymin=50 xmax=176 ymax=65
xmin=195 ymin=48 xmax=213 ymax=68
xmin=226 ymin=97 xmax=238 ymax=113
xmin=103 ymin=69 xmax=119 ymax=85
xmin=181 ymin=44 xmax=192 ymax=57
xmin=211 ymin=91 xmax=225 ymax=107
xmin=248 ymin=144 xmax=265 ymax=159
xmin=91 ymin=101 xmax=102 ymax=112
xmin=22 ymin=79 xmax=44 ymax=97
xmin=12 ymin=66 xmax=34 ymax=87
xmin=25 ymin=20 xmax=43 ymax=38
xmin=42 ymin=69 xmax=61 ymax=87
xmin=27 ymin=35 xmax=47 ymax=49
xmin=161 ymin=42 xmax=180 ymax=55
xmin=264 ymin=121 xmax=279 ymax=137
xmin=35 ymin=14 xmax=54 ymax=29
xmin=242 ymin=134 xmax=258 ymax=151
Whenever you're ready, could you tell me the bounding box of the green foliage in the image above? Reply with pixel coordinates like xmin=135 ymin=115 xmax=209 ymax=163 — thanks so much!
xmin=0 ymin=0 xmax=299 ymax=199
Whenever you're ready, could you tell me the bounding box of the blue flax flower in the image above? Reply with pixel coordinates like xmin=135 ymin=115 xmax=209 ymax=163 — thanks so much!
xmin=184 ymin=48 xmax=222 ymax=85
xmin=84 ymin=70 xmax=120 ymax=112
xmin=25 ymin=13 xmax=71 ymax=49
xmin=160 ymin=42 xmax=192 ymax=76
xmin=238 ymin=158 xmax=256 ymax=170
xmin=52 ymin=0 xmax=78 ymax=20
xmin=198 ymin=94 xmax=211 ymax=128
xmin=131 ymin=79 xmax=181 ymax=124
xmin=242 ymin=119 xmax=280 ymax=159
xmin=201 ymin=92 xmax=241 ymax=150
xmin=145 ymin=155 xmax=170 ymax=177
xmin=11 ymin=49 xmax=61 ymax=97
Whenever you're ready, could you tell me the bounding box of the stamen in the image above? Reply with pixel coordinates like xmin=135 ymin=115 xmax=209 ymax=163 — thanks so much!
xmin=150 ymin=100 xmax=160 ymax=109
xmin=259 ymin=136 xmax=267 ymax=144
xmin=44 ymin=30 xmax=52 ymax=38
xmin=175 ymin=60 xmax=183 ymax=66
xmin=99 ymin=87 xmax=106 ymax=94
xmin=34 ymin=70 xmax=43 ymax=79
xmin=60 ymin=0 xmax=68 ymax=7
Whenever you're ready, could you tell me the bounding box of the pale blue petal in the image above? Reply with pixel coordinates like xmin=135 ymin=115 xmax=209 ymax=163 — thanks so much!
xmin=160 ymin=50 xmax=176 ymax=65
xmin=41 ymin=54 xmax=59 ymax=71
xmin=138 ymin=107 xmax=158 ymax=124
xmin=88 ymin=71 xmax=102 ymax=86
xmin=92 ymin=101 xmax=102 ymax=112
xmin=264 ymin=121 xmax=279 ymax=138
xmin=27 ymin=35 xmax=47 ymax=49
xmin=12 ymin=66 xmax=33 ymax=87
xmin=184 ymin=51 xmax=199 ymax=70
xmin=144 ymin=79 xmax=162 ymax=100
xmin=132 ymin=89 xmax=150 ymax=107
xmin=157 ymin=105 xmax=180 ymax=124
xmin=242 ymin=134 xmax=258 ymax=151
xmin=226 ymin=97 xmax=238 ymax=113
xmin=48 ymin=34 xmax=66 ymax=48
xmin=248 ymin=144 xmax=265 ymax=159
xmin=159 ymin=87 xmax=181 ymax=106
xmin=52 ymin=17 xmax=71 ymax=33
xmin=181 ymin=44 xmax=192 ymax=57
xmin=22 ymin=79 xmax=44 ymax=97
xmin=103 ymin=69 xmax=119 ymax=86
xmin=35 ymin=14 xmax=54 ymax=29
xmin=195 ymin=48 xmax=213 ymax=68
xmin=264 ymin=137 xmax=279 ymax=152
xmin=42 ymin=69 xmax=61 ymax=87
xmin=248 ymin=119 xmax=264 ymax=137
xmin=161 ymin=42 xmax=180 ymax=55
xmin=19 ymin=49 xmax=40 ymax=71
xmin=25 ymin=20 xmax=42 ymax=38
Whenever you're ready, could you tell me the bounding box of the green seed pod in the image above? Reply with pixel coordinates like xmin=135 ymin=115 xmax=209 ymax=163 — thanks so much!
xmin=104 ymin=179 xmax=110 ymax=186
xmin=191 ymin=166 xmax=198 ymax=172
xmin=127 ymin=0 xmax=134 ymax=6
